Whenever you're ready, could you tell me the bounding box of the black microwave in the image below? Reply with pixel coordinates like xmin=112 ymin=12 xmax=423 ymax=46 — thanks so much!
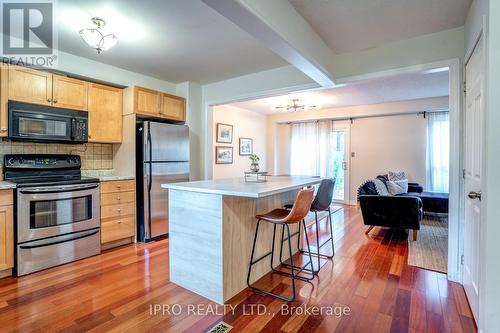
xmin=8 ymin=101 xmax=88 ymax=144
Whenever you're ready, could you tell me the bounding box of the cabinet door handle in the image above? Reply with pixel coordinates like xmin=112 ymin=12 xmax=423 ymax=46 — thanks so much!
xmin=53 ymin=100 xmax=58 ymax=104
xmin=117 ymin=208 xmax=121 ymax=212
xmin=117 ymin=197 xmax=121 ymax=201
xmin=47 ymin=98 xmax=52 ymax=102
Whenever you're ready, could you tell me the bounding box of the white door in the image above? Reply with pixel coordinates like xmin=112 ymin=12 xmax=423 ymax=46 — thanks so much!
xmin=463 ymin=36 xmax=484 ymax=320
xmin=331 ymin=123 xmax=350 ymax=203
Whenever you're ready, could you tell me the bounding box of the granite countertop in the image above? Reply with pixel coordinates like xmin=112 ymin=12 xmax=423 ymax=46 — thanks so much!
xmin=97 ymin=175 xmax=136 ymax=182
xmin=162 ymin=176 xmax=320 ymax=198
xmin=82 ymin=170 xmax=135 ymax=182
xmin=0 ymin=181 xmax=16 ymax=189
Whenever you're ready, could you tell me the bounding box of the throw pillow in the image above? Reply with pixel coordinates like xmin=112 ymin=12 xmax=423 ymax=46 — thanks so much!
xmin=388 ymin=171 xmax=407 ymax=181
xmin=387 ymin=179 xmax=409 ymax=195
xmin=372 ymin=178 xmax=390 ymax=196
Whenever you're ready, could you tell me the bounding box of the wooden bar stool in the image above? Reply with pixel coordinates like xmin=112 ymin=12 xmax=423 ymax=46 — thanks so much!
xmin=284 ymin=178 xmax=336 ymax=274
xmin=246 ymin=188 xmax=316 ymax=302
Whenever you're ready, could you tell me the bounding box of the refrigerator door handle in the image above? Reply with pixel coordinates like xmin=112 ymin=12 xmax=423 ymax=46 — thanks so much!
xmin=147 ymin=126 xmax=153 ymax=192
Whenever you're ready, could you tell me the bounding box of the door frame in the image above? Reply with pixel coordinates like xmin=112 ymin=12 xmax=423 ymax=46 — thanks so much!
xmin=331 ymin=121 xmax=351 ymax=205
xmin=203 ymin=58 xmax=463 ymax=282
xmin=462 ymin=32 xmax=484 ymax=322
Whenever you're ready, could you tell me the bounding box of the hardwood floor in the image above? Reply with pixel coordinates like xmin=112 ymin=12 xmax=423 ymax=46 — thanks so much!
xmin=0 ymin=206 xmax=476 ymax=332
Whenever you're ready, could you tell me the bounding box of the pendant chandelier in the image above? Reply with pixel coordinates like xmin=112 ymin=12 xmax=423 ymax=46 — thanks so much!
xmin=275 ymin=99 xmax=317 ymax=112
xmin=79 ymin=17 xmax=118 ymax=54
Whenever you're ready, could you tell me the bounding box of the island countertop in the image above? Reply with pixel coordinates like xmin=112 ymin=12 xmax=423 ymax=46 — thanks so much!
xmin=161 ymin=175 xmax=320 ymax=198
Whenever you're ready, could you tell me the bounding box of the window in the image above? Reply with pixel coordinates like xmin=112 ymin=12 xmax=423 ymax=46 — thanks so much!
xmin=427 ymin=112 xmax=450 ymax=193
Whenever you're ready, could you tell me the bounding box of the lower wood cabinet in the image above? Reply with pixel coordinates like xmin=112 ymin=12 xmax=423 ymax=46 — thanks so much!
xmin=100 ymin=180 xmax=136 ymax=247
xmin=0 ymin=189 xmax=14 ymax=272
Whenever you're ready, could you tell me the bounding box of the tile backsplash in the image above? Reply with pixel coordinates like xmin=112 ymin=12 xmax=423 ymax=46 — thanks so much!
xmin=0 ymin=140 xmax=113 ymax=176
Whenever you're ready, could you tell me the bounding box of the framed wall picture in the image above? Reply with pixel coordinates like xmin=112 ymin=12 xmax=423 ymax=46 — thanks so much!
xmin=216 ymin=123 xmax=233 ymax=143
xmin=215 ymin=146 xmax=233 ymax=164
xmin=239 ymin=138 xmax=253 ymax=156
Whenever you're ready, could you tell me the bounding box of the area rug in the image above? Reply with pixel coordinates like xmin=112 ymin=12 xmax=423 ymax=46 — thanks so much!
xmin=408 ymin=214 xmax=448 ymax=273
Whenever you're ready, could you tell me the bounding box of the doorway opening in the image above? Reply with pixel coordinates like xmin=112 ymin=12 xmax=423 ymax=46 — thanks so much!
xmin=210 ymin=63 xmax=457 ymax=278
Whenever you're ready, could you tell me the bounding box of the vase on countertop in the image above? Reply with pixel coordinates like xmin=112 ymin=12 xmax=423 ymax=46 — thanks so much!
xmin=250 ymin=162 xmax=260 ymax=173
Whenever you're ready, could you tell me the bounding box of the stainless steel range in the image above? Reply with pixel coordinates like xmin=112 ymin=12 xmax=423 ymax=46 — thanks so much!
xmin=3 ymin=154 xmax=101 ymax=276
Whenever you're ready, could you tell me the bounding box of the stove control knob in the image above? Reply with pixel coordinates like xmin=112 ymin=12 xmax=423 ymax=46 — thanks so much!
xmin=7 ymin=157 xmax=16 ymax=166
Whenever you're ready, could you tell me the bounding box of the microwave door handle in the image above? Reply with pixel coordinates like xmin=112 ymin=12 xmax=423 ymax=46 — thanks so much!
xmin=70 ymin=118 xmax=76 ymax=140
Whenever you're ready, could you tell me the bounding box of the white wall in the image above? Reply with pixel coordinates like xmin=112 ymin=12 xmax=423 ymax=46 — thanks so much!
xmin=481 ymin=1 xmax=500 ymax=332
xmin=465 ymin=0 xmax=488 ymax=58
xmin=55 ymin=50 xmax=177 ymax=93
xmin=269 ymin=97 xmax=449 ymax=202
xmin=212 ymin=105 xmax=267 ymax=179
xmin=349 ymin=115 xmax=427 ymax=200
xmin=332 ymin=27 xmax=465 ymax=79
xmin=176 ymin=82 xmax=203 ymax=180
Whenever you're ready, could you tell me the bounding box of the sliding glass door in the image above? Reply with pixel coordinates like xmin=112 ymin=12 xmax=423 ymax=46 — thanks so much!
xmin=331 ymin=123 xmax=350 ymax=203
xmin=289 ymin=120 xmax=350 ymax=204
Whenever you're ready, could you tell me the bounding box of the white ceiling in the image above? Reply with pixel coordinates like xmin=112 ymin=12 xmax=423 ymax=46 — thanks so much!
xmin=57 ymin=0 xmax=286 ymax=84
xmin=289 ymin=0 xmax=472 ymax=53
xmin=228 ymin=69 xmax=449 ymax=115
xmin=56 ymin=0 xmax=470 ymax=84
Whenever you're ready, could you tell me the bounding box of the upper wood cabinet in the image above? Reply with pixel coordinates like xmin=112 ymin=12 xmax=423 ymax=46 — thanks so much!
xmin=135 ymin=86 xmax=161 ymax=117
xmin=125 ymin=86 xmax=185 ymax=121
xmin=0 ymin=64 xmax=8 ymax=137
xmin=52 ymin=74 xmax=88 ymax=111
xmin=8 ymin=65 xmax=88 ymax=111
xmin=161 ymin=93 xmax=185 ymax=121
xmin=88 ymin=83 xmax=123 ymax=143
xmin=0 ymin=190 xmax=14 ymax=272
xmin=1 ymin=65 xmax=124 ymax=143
xmin=8 ymin=65 xmax=52 ymax=106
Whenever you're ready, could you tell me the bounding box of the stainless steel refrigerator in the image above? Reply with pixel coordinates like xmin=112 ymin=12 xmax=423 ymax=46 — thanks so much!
xmin=136 ymin=121 xmax=190 ymax=242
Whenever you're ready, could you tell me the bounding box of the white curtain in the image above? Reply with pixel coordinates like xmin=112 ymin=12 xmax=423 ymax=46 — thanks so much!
xmin=290 ymin=121 xmax=334 ymax=178
xmin=427 ymin=112 xmax=450 ymax=193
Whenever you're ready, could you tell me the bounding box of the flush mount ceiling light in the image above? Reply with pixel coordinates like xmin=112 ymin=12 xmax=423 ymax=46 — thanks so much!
xmin=79 ymin=17 xmax=118 ymax=54
xmin=275 ymin=99 xmax=317 ymax=112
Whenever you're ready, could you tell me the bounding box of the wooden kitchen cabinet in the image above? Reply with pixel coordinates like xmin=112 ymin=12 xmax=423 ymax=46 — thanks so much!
xmin=8 ymin=65 xmax=89 ymax=111
xmin=52 ymin=74 xmax=88 ymax=111
xmin=135 ymin=86 xmax=161 ymax=117
xmin=0 ymin=190 xmax=14 ymax=272
xmin=88 ymin=83 xmax=123 ymax=143
xmin=8 ymin=65 xmax=52 ymax=106
xmin=160 ymin=93 xmax=185 ymax=121
xmin=100 ymin=180 xmax=136 ymax=247
xmin=0 ymin=64 xmax=8 ymax=137
xmin=124 ymin=86 xmax=186 ymax=121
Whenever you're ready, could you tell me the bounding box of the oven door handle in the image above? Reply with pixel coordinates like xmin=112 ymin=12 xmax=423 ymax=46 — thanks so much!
xmin=20 ymin=183 xmax=99 ymax=194
xmin=18 ymin=228 xmax=100 ymax=249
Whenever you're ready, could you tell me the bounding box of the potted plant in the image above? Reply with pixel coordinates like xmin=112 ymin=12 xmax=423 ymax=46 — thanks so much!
xmin=249 ymin=154 xmax=260 ymax=172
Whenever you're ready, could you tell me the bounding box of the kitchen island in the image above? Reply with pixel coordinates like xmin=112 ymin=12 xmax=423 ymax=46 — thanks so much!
xmin=162 ymin=176 xmax=320 ymax=304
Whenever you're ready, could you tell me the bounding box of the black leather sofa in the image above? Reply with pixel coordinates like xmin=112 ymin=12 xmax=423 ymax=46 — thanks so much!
xmin=358 ymin=175 xmax=449 ymax=240
xmin=359 ymin=175 xmax=449 ymax=213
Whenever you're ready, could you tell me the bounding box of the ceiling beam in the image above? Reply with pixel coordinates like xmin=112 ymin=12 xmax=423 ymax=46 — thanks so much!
xmin=202 ymin=0 xmax=337 ymax=87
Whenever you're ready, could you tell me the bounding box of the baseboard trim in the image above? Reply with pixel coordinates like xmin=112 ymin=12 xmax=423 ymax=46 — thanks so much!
xmin=0 ymin=268 xmax=12 ymax=279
